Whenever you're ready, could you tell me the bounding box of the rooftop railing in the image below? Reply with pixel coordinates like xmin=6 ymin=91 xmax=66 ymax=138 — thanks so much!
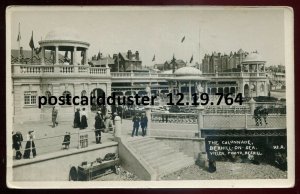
xmin=12 ymin=64 xmax=110 ymax=76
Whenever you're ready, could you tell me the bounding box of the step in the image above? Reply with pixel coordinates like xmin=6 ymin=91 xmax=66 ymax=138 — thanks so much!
xmin=127 ymin=137 xmax=155 ymax=144
xmin=148 ymin=152 xmax=185 ymax=167
xmin=158 ymin=157 xmax=195 ymax=176
xmin=135 ymin=146 xmax=172 ymax=155
xmin=141 ymin=148 xmax=177 ymax=159
xmin=129 ymin=140 xmax=166 ymax=149
xmin=131 ymin=143 xmax=169 ymax=153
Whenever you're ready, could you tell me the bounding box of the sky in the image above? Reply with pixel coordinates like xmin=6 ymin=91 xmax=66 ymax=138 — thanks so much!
xmin=8 ymin=7 xmax=285 ymax=66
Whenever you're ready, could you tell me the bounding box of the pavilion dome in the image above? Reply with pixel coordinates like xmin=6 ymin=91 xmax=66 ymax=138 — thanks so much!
xmin=174 ymin=66 xmax=202 ymax=76
xmin=44 ymin=28 xmax=81 ymax=42
xmin=243 ymin=52 xmax=265 ymax=63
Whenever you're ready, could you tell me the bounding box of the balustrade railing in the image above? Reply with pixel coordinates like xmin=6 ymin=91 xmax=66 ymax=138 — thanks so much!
xmin=13 ymin=64 xmax=108 ymax=76
xmin=151 ymin=113 xmax=197 ymax=124
xmin=150 ymin=110 xmax=286 ymax=129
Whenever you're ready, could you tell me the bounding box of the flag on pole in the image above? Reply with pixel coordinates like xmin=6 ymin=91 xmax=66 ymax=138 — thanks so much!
xmin=190 ymin=55 xmax=193 ymax=63
xmin=17 ymin=23 xmax=21 ymax=42
xmin=29 ymin=31 xmax=35 ymax=50
xmin=181 ymin=36 xmax=185 ymax=43
xmin=152 ymin=55 xmax=155 ymax=62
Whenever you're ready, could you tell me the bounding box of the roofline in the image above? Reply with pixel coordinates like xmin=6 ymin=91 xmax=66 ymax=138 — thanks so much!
xmin=39 ymin=40 xmax=90 ymax=47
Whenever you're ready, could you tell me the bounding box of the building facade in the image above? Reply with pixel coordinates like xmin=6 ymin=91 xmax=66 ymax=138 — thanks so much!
xmin=11 ymin=29 xmax=269 ymax=124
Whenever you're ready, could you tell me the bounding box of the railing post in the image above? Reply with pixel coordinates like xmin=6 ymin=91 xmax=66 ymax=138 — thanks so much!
xmin=196 ymin=105 xmax=204 ymax=137
xmin=249 ymin=97 xmax=256 ymax=115
xmin=114 ymin=116 xmax=121 ymax=142
xmin=145 ymin=106 xmax=152 ymax=136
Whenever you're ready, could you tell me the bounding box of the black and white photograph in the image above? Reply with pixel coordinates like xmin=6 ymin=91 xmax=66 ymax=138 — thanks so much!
xmin=6 ymin=6 xmax=294 ymax=188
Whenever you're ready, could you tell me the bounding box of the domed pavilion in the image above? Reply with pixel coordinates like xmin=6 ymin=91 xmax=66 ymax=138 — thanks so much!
xmin=39 ymin=28 xmax=90 ymax=66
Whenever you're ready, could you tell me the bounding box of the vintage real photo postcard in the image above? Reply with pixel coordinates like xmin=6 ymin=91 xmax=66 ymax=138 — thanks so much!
xmin=6 ymin=6 xmax=294 ymax=188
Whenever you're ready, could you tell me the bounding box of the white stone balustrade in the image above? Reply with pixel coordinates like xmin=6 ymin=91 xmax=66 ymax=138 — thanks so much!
xmin=12 ymin=64 xmax=109 ymax=77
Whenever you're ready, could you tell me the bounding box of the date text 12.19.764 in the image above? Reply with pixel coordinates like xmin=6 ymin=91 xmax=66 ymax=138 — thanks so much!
xmin=166 ymin=93 xmax=243 ymax=106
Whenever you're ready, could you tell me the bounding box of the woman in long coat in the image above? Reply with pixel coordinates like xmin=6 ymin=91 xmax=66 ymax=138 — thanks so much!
xmin=80 ymin=108 xmax=88 ymax=129
xmin=73 ymin=108 xmax=81 ymax=128
xmin=23 ymin=130 xmax=36 ymax=159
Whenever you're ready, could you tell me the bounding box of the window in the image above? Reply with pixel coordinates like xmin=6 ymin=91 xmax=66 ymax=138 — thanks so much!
xmin=63 ymin=91 xmax=71 ymax=98
xmin=24 ymin=91 xmax=37 ymax=105
xmin=45 ymin=91 xmax=52 ymax=104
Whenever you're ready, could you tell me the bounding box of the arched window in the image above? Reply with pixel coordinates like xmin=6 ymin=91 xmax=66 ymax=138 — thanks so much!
xmin=45 ymin=91 xmax=52 ymax=105
xmin=63 ymin=91 xmax=71 ymax=98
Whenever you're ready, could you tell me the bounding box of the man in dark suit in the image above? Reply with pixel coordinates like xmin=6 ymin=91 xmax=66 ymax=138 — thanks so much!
xmin=131 ymin=114 xmax=141 ymax=137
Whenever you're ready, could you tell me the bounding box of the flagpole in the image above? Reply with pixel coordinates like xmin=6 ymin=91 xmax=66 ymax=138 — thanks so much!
xmin=198 ymin=26 xmax=201 ymax=70
xmin=18 ymin=22 xmax=21 ymax=63
xmin=31 ymin=31 xmax=33 ymax=64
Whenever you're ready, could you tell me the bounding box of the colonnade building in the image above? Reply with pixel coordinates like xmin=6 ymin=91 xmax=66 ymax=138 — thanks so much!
xmin=11 ymin=29 xmax=269 ymax=123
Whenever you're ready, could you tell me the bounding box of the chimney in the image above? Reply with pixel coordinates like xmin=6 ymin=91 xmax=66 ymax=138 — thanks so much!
xmin=135 ymin=51 xmax=139 ymax=60
xmin=127 ymin=50 xmax=132 ymax=60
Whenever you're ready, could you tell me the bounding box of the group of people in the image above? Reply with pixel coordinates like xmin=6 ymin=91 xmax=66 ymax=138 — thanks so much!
xmin=253 ymin=106 xmax=269 ymax=126
xmin=132 ymin=113 xmax=148 ymax=137
xmin=12 ymin=130 xmax=36 ymax=160
xmin=73 ymin=107 xmax=88 ymax=129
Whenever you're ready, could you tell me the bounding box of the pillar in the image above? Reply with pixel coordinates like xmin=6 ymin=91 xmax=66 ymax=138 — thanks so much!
xmin=189 ymin=80 xmax=192 ymax=103
xmin=145 ymin=106 xmax=152 ymax=136
xmin=84 ymin=49 xmax=88 ymax=65
xmin=41 ymin=47 xmax=45 ymax=65
xmin=178 ymin=82 xmax=181 ymax=93
xmin=55 ymin=46 xmax=59 ymax=65
xmin=256 ymin=81 xmax=258 ymax=97
xmin=114 ymin=116 xmax=122 ymax=141
xmin=249 ymin=98 xmax=256 ymax=115
xmin=197 ymin=105 xmax=204 ymax=137
xmin=73 ymin=47 xmax=77 ymax=65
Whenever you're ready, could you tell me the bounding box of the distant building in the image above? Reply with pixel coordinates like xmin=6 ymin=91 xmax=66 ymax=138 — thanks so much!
xmin=202 ymin=49 xmax=248 ymax=73
xmin=112 ymin=50 xmax=142 ymax=72
xmin=154 ymin=59 xmax=186 ymax=72
xmin=89 ymin=55 xmax=115 ymax=68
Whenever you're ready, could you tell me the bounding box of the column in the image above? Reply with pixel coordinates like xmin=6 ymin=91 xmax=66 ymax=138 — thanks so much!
xmin=55 ymin=46 xmax=59 ymax=65
xmin=70 ymin=51 xmax=73 ymax=65
xmin=84 ymin=49 xmax=88 ymax=65
xmin=178 ymin=82 xmax=181 ymax=93
xmin=73 ymin=47 xmax=77 ymax=65
xmin=187 ymin=81 xmax=191 ymax=103
xmin=41 ymin=47 xmax=45 ymax=65
xmin=114 ymin=116 xmax=122 ymax=142
xmin=256 ymin=63 xmax=259 ymax=76
xmin=196 ymin=105 xmax=204 ymax=137
xmin=256 ymin=81 xmax=259 ymax=97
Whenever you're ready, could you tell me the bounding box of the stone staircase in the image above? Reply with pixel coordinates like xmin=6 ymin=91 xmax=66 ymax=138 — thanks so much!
xmin=126 ymin=137 xmax=195 ymax=178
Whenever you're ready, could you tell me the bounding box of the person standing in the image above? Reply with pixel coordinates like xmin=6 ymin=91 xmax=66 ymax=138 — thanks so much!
xmin=52 ymin=106 xmax=58 ymax=128
xmin=94 ymin=111 xmax=103 ymax=144
xmin=132 ymin=114 xmax=140 ymax=137
xmin=23 ymin=130 xmax=36 ymax=159
xmin=12 ymin=131 xmax=23 ymax=160
xmin=80 ymin=108 xmax=88 ymax=129
xmin=140 ymin=113 xmax=148 ymax=136
xmin=73 ymin=108 xmax=81 ymax=128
